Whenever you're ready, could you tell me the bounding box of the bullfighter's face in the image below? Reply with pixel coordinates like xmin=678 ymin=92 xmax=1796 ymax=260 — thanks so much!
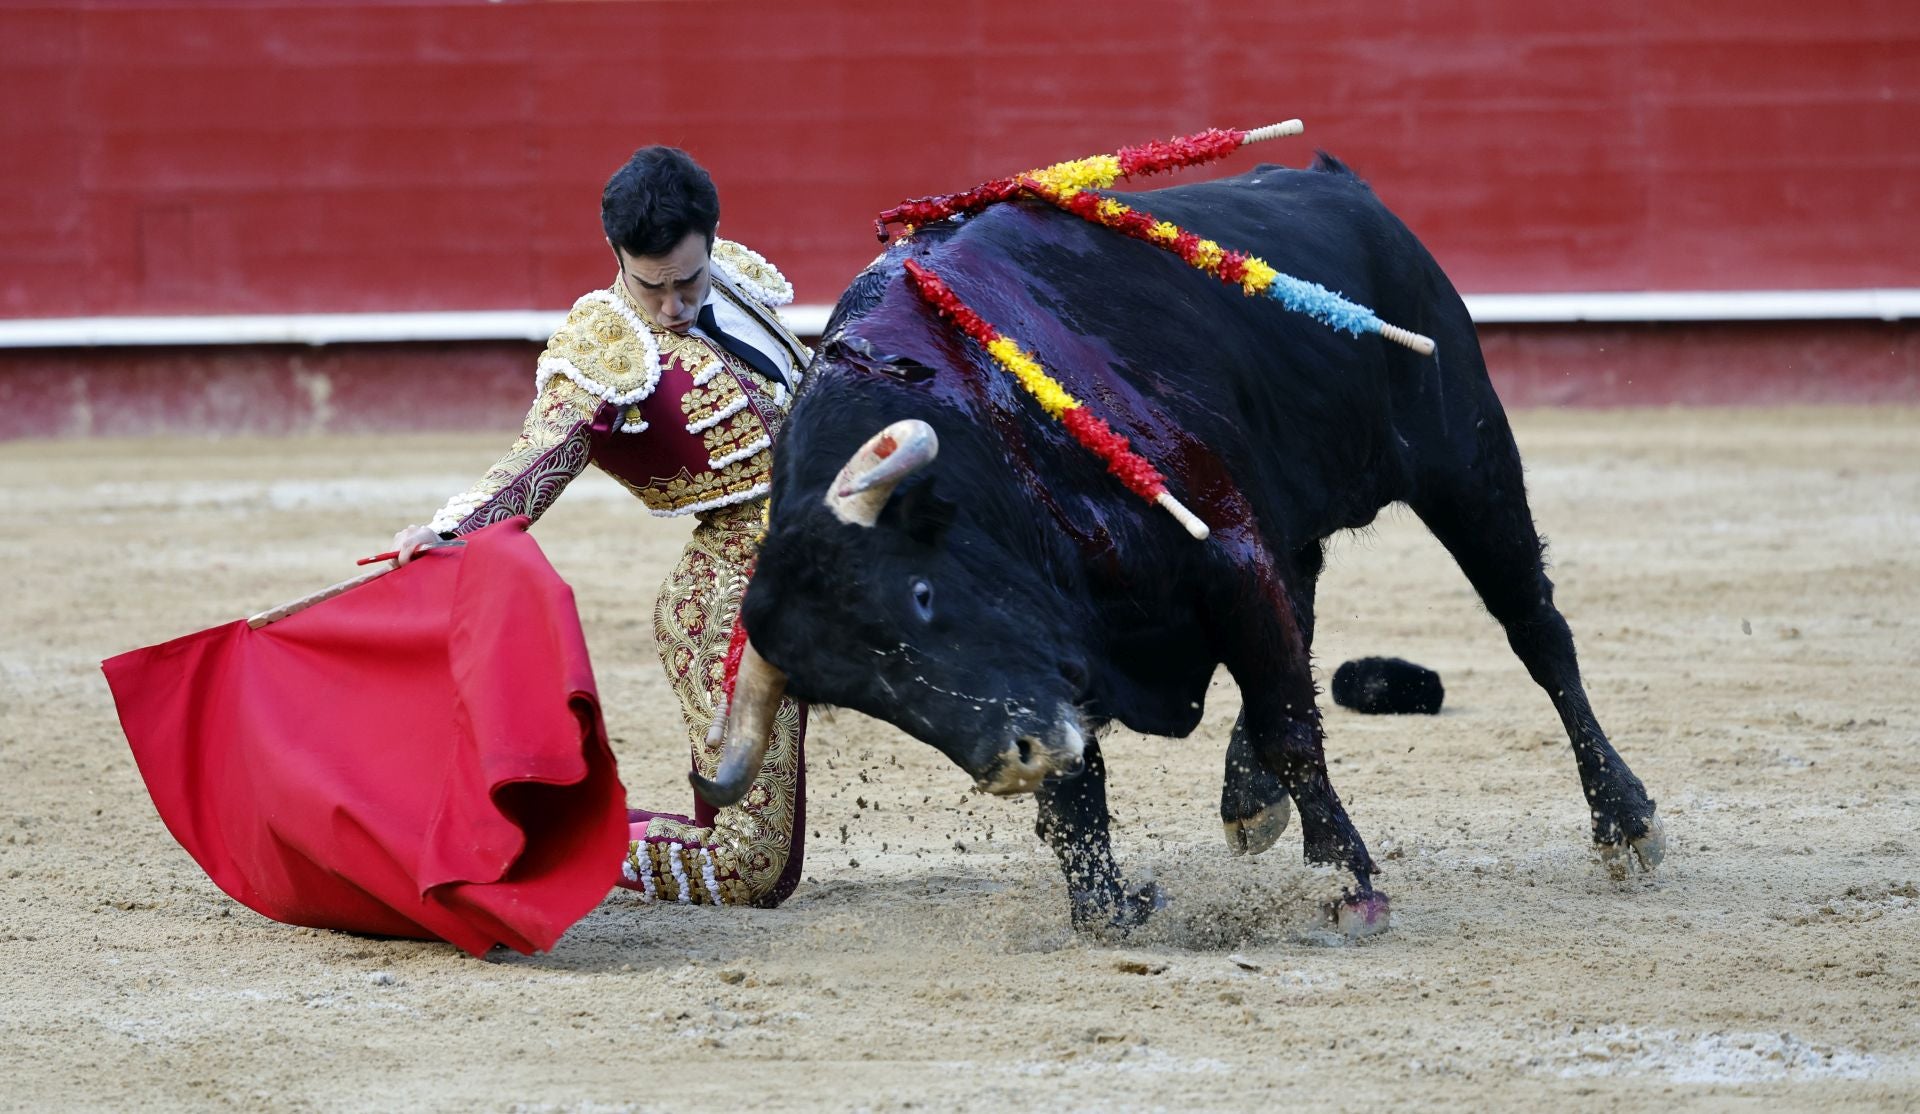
xmin=614 ymin=232 xmax=711 ymax=335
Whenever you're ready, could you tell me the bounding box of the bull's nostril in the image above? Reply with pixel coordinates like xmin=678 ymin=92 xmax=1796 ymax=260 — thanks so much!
xmin=1060 ymin=754 xmax=1086 ymax=778
xmin=1015 ymin=737 xmax=1035 ymax=766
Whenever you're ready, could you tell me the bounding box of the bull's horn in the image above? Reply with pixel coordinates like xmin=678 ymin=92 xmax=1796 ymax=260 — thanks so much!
xmin=689 ymin=642 xmax=787 ymax=808
xmin=825 ymin=419 xmax=939 ymax=527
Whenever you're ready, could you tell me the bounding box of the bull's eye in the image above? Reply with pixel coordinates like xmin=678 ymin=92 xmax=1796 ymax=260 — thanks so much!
xmin=909 ymin=577 xmax=935 ymax=622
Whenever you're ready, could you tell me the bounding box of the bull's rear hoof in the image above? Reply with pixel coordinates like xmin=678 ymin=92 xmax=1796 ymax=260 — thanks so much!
xmin=1597 ymin=814 xmax=1667 ymax=880
xmin=1325 ymin=891 xmax=1391 ymax=938
xmin=1223 ymin=798 xmax=1291 ymax=857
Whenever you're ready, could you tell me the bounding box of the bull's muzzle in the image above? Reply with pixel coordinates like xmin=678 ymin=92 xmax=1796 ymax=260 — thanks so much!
xmin=973 ymin=718 xmax=1088 ymax=796
xmin=690 ymin=642 xmax=787 ymax=809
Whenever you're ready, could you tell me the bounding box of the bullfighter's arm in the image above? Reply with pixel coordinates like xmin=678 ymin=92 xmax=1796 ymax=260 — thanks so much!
xmin=427 ymin=376 xmax=598 ymax=536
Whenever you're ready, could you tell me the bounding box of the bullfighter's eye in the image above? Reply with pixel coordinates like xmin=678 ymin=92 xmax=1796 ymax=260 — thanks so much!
xmin=909 ymin=577 xmax=935 ymax=621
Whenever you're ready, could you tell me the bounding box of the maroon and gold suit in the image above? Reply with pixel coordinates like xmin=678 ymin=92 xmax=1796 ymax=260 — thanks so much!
xmin=428 ymin=240 xmax=808 ymax=907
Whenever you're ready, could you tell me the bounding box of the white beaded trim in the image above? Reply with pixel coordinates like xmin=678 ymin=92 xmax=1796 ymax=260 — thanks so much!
xmin=713 ymin=240 xmax=794 ymax=306
xmin=534 ymin=349 xmax=658 ymax=408
xmin=428 ymin=499 xmax=476 ymax=535
xmin=618 ymin=415 xmax=649 ymax=433
xmin=666 ymin=841 xmax=691 ymax=904
xmin=623 ymin=844 xmax=657 ymax=903
xmin=708 ymin=435 xmax=771 ymax=472
xmin=645 ymin=480 xmax=770 ymax=518
xmin=685 ymin=394 xmax=749 ymax=434
xmin=700 ymin=848 xmax=724 ymax=906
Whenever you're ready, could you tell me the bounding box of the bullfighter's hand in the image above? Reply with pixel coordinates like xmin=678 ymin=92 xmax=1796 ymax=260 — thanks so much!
xmin=390 ymin=525 xmax=442 ymax=568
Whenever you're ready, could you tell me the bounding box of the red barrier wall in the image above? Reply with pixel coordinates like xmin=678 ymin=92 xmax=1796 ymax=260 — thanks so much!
xmin=5 ymin=0 xmax=1917 ymax=319
xmin=3 ymin=320 xmax=1912 ymax=441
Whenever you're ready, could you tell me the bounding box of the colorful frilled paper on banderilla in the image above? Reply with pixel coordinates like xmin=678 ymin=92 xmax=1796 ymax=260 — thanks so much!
xmin=878 ymin=122 xmax=1435 ymax=356
xmin=871 ymin=122 xmax=1439 ymax=538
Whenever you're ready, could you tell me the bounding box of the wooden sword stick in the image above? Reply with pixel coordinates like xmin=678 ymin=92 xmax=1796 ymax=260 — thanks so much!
xmin=247 ymin=540 xmax=465 ymax=629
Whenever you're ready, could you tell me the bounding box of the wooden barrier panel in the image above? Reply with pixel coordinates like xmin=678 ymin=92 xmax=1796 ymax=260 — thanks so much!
xmin=3 ymin=1 xmax=1915 ymax=320
xmin=2 ymin=321 xmax=1913 ymax=441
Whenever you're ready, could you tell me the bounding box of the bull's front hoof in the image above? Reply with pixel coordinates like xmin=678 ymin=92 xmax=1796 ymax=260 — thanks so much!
xmin=1596 ymin=813 xmax=1667 ymax=880
xmin=1222 ymin=798 xmax=1291 ymax=857
xmin=1325 ymin=890 xmax=1391 ymax=938
xmin=1121 ymin=879 xmax=1168 ymax=927
xmin=1071 ymin=879 xmax=1167 ymax=935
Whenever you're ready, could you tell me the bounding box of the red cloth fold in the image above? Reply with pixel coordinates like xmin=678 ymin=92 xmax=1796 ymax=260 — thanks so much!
xmin=102 ymin=517 xmax=627 ymax=956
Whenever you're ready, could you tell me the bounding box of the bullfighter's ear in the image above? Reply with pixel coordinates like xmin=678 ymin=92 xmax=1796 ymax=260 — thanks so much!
xmin=888 ymin=476 xmax=957 ymax=547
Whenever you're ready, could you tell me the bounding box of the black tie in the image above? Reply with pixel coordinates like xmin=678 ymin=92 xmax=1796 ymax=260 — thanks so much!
xmin=697 ymin=303 xmax=790 ymax=390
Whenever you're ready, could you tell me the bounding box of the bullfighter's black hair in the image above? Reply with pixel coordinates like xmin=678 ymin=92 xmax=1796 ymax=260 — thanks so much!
xmin=601 ymin=146 xmax=720 ymax=257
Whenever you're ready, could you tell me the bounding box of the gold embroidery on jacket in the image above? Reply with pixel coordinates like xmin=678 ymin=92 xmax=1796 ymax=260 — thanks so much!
xmin=544 ymin=290 xmax=661 ymax=404
xmin=434 ymin=242 xmax=799 ymax=527
xmin=712 ymin=239 xmax=795 ymax=307
xmin=635 ymin=502 xmax=802 ymax=906
xmin=430 ymin=376 xmax=598 ymax=534
xmin=680 ymin=378 xmax=749 ymax=433
xmin=621 ymin=316 xmax=783 ymax=515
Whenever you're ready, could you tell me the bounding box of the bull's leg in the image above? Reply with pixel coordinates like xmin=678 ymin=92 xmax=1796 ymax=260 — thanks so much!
xmin=1240 ymin=675 xmax=1390 ymax=935
xmin=1033 ymin=738 xmax=1164 ymax=932
xmin=1212 ymin=528 xmax=1387 ymax=934
xmin=1221 ymin=711 xmax=1291 ymax=854
xmin=1411 ymin=426 xmax=1663 ymax=877
xmin=1219 ymin=541 xmax=1321 ymax=856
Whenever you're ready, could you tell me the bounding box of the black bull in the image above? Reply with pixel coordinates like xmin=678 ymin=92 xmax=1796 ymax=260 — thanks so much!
xmin=698 ymin=158 xmax=1666 ymax=931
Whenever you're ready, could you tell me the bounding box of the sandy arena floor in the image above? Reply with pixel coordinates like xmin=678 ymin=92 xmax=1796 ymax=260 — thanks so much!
xmin=2 ymin=407 xmax=1917 ymax=1111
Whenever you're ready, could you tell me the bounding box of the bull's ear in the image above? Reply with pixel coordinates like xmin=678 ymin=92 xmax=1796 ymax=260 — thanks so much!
xmin=887 ymin=476 xmax=956 ymax=547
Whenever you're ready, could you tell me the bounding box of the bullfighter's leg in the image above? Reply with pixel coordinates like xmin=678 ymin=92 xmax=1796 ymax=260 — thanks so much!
xmin=1411 ymin=428 xmax=1663 ymax=877
xmin=1034 ymin=737 xmax=1164 ymax=932
xmin=1219 ymin=541 xmax=1322 ymax=857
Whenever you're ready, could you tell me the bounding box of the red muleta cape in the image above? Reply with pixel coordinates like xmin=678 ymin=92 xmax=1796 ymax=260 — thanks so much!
xmin=102 ymin=517 xmax=626 ymax=956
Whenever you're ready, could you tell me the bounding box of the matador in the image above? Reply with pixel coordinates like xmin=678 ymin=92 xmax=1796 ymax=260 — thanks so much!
xmin=392 ymin=146 xmax=807 ymax=907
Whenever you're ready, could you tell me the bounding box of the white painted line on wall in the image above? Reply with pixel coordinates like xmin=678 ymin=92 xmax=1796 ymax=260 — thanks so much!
xmin=0 ymin=291 xmax=1914 ymax=349
xmin=1460 ymin=289 xmax=1920 ymax=324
